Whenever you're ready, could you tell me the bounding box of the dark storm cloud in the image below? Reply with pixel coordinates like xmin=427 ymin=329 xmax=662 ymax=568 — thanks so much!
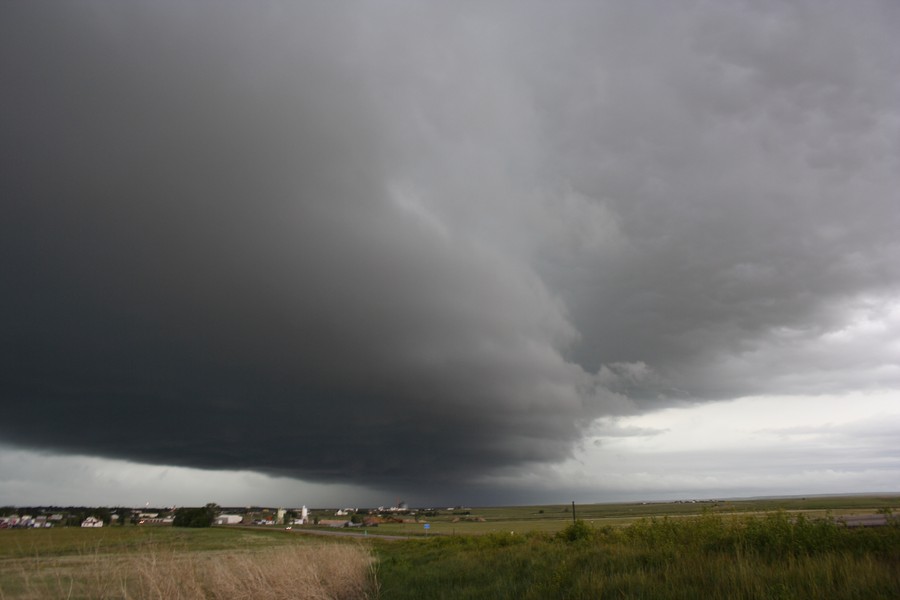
xmin=0 ymin=1 xmax=614 ymax=491
xmin=1 ymin=1 xmax=898 ymax=494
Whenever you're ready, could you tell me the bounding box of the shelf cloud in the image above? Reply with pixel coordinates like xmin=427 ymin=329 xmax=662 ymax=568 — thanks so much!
xmin=2 ymin=1 xmax=898 ymax=501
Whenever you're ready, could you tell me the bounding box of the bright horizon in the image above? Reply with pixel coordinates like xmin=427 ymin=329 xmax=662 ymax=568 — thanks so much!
xmin=4 ymin=389 xmax=898 ymax=508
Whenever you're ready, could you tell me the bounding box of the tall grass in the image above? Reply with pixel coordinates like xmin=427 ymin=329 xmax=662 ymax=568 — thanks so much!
xmin=0 ymin=543 xmax=375 ymax=600
xmin=374 ymin=513 xmax=900 ymax=599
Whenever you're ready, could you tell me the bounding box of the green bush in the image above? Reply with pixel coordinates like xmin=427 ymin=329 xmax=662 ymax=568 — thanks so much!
xmin=557 ymin=519 xmax=594 ymax=542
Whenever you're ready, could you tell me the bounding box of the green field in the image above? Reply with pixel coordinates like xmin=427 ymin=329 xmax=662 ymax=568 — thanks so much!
xmin=370 ymin=496 xmax=900 ymax=598
xmin=327 ymin=495 xmax=900 ymax=537
xmin=2 ymin=495 xmax=899 ymax=599
xmin=0 ymin=524 xmax=302 ymax=559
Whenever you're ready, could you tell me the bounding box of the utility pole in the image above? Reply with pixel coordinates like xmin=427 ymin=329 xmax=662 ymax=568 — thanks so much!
xmin=572 ymin=501 xmax=576 ymax=524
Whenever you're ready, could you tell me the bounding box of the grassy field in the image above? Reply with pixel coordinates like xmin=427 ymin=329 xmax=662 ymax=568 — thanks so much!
xmin=2 ymin=495 xmax=898 ymax=599
xmin=341 ymin=495 xmax=900 ymax=537
xmin=0 ymin=526 xmax=373 ymax=599
xmin=372 ymin=511 xmax=900 ymax=599
xmin=0 ymin=525 xmax=304 ymax=559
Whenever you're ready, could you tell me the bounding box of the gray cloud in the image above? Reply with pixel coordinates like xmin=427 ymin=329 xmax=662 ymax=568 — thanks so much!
xmin=1 ymin=1 xmax=898 ymax=500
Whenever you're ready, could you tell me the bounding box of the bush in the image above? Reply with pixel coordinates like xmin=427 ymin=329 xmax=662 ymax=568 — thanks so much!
xmin=558 ymin=519 xmax=594 ymax=542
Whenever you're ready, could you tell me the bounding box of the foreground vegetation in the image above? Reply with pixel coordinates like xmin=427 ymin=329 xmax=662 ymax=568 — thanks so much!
xmin=2 ymin=497 xmax=898 ymax=599
xmin=374 ymin=512 xmax=900 ymax=599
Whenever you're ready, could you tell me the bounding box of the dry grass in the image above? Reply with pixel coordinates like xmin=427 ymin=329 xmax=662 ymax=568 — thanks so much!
xmin=0 ymin=543 xmax=375 ymax=600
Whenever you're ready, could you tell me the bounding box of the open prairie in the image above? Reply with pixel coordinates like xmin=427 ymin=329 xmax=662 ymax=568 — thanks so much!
xmin=320 ymin=494 xmax=900 ymax=537
xmin=1 ymin=495 xmax=898 ymax=599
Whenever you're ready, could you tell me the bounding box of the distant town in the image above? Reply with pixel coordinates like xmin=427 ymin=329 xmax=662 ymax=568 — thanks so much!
xmin=0 ymin=501 xmax=475 ymax=530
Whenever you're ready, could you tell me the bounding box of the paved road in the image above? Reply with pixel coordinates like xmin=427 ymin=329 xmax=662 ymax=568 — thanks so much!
xmin=836 ymin=514 xmax=891 ymax=528
xmin=232 ymin=524 xmax=415 ymax=540
xmin=284 ymin=527 xmax=415 ymax=540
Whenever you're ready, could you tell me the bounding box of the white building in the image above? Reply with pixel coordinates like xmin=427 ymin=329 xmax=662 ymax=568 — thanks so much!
xmin=81 ymin=516 xmax=104 ymax=528
xmin=214 ymin=515 xmax=243 ymax=525
xmin=292 ymin=505 xmax=310 ymax=525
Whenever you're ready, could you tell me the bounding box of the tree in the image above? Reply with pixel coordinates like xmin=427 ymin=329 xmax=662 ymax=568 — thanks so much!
xmin=173 ymin=503 xmax=218 ymax=528
xmin=112 ymin=507 xmax=131 ymax=526
xmin=94 ymin=507 xmax=112 ymax=526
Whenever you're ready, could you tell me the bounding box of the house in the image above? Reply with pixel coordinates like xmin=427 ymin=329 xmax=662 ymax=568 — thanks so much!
xmin=81 ymin=516 xmax=104 ymax=528
xmin=214 ymin=515 xmax=243 ymax=525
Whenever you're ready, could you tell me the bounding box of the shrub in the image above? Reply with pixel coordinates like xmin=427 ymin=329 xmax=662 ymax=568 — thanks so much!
xmin=558 ymin=519 xmax=594 ymax=542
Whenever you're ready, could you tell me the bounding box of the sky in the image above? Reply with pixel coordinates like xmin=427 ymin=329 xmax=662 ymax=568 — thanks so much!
xmin=1 ymin=0 xmax=898 ymax=508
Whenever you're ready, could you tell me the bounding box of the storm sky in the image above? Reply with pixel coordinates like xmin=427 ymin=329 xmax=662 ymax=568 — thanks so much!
xmin=2 ymin=0 xmax=899 ymax=507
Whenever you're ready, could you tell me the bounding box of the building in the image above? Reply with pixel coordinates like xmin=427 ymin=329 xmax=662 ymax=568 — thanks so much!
xmin=214 ymin=515 xmax=243 ymax=525
xmin=81 ymin=516 xmax=104 ymax=528
xmin=291 ymin=505 xmax=310 ymax=525
xmin=318 ymin=519 xmax=350 ymax=528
